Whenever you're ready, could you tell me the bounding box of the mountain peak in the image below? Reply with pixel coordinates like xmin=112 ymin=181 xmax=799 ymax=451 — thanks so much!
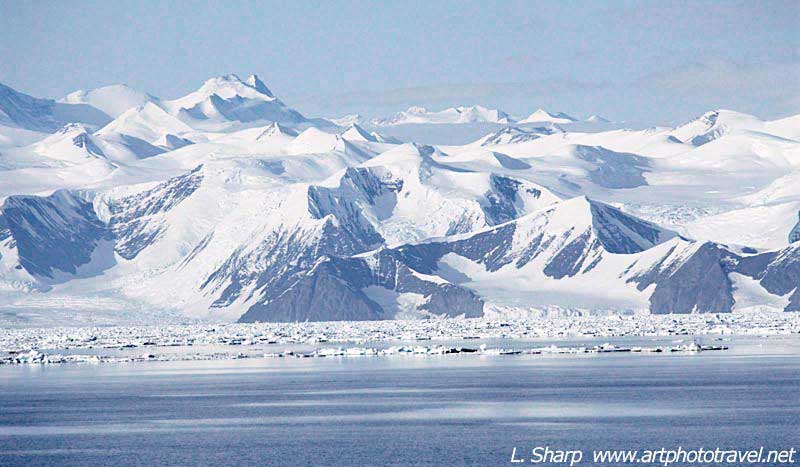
xmin=342 ymin=123 xmax=378 ymax=142
xmin=475 ymin=124 xmax=562 ymax=146
xmin=671 ymin=109 xmax=762 ymax=146
xmin=55 ymin=122 xmax=91 ymax=135
xmin=520 ymin=109 xmax=577 ymax=124
xmin=161 ymin=73 xmax=306 ymax=127
xmin=245 ymin=74 xmax=274 ymax=98
xmin=257 ymin=121 xmax=298 ymax=139
xmin=586 ymin=115 xmax=611 ymax=123
xmin=61 ymin=84 xmax=157 ymax=118
xmin=516 ymin=196 xmax=677 ymax=255
xmin=178 ymin=73 xmax=277 ymax=106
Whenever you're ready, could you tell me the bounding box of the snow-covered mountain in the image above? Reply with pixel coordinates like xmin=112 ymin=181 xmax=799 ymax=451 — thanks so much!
xmin=372 ymin=105 xmax=514 ymax=126
xmin=0 ymin=77 xmax=798 ymax=324
xmin=0 ymin=82 xmax=111 ymax=133
xmin=470 ymin=125 xmax=562 ymax=146
xmin=328 ymin=114 xmax=363 ymax=127
xmin=238 ymin=196 xmax=800 ymax=320
xmin=161 ymin=73 xmax=308 ymax=130
xmin=60 ymin=84 xmax=158 ymax=118
xmin=519 ymin=109 xmax=577 ymax=124
xmin=670 ymin=109 xmax=763 ymax=146
xmin=96 ymin=102 xmax=198 ymax=150
xmin=341 ymin=123 xmax=400 ymax=144
xmin=586 ymin=115 xmax=611 ymax=123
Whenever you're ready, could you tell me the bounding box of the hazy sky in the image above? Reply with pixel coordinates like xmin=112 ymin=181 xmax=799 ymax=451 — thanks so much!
xmin=1 ymin=0 xmax=798 ymax=125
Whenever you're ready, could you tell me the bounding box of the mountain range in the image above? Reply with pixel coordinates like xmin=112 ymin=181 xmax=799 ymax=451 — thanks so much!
xmin=0 ymin=74 xmax=798 ymax=324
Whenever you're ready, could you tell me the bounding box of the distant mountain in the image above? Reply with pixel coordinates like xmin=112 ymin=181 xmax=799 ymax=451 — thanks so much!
xmin=96 ymin=102 xmax=197 ymax=150
xmin=161 ymin=74 xmax=307 ymax=129
xmin=61 ymin=84 xmax=158 ymax=118
xmin=472 ymin=125 xmax=562 ymax=146
xmin=670 ymin=109 xmax=762 ymax=146
xmin=372 ymin=105 xmax=514 ymax=126
xmin=586 ymin=115 xmax=611 ymax=123
xmin=0 ymin=82 xmax=111 ymax=132
xmin=342 ymin=123 xmax=379 ymax=142
xmin=341 ymin=123 xmax=400 ymax=144
xmin=519 ymin=109 xmax=577 ymax=124
xmin=28 ymin=123 xmax=110 ymax=165
xmin=328 ymin=114 xmax=363 ymax=126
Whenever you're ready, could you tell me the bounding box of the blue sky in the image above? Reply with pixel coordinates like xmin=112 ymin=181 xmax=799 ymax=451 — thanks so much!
xmin=1 ymin=0 xmax=798 ymax=125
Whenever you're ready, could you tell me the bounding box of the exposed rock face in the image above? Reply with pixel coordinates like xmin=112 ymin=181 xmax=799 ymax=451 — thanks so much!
xmin=790 ymin=211 xmax=800 ymax=244
xmin=307 ymin=166 xmax=402 ymax=247
xmin=1 ymin=158 xmax=798 ymax=321
xmin=1 ymin=191 xmax=112 ymax=278
xmin=572 ymin=145 xmax=650 ymax=189
xmin=737 ymin=243 xmax=800 ymax=312
xmin=108 ymin=165 xmax=204 ymax=260
xmin=237 ymin=249 xmax=484 ymax=322
xmin=630 ymin=242 xmax=736 ymax=314
xmin=481 ymin=175 xmax=531 ymax=225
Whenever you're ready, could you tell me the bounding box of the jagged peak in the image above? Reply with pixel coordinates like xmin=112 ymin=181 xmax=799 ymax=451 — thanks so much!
xmin=245 ymin=74 xmax=275 ymax=98
xmin=38 ymin=123 xmax=96 ymax=147
xmin=678 ymin=109 xmax=760 ymax=128
xmin=200 ymin=73 xmax=273 ymax=97
xmin=34 ymin=122 xmax=108 ymax=160
xmin=506 ymin=196 xmax=676 ymax=255
xmin=342 ymin=123 xmax=378 ymax=142
xmin=671 ymin=109 xmax=763 ymax=146
xmin=256 ymin=121 xmax=298 ymax=139
xmin=167 ymin=73 xmax=279 ymax=112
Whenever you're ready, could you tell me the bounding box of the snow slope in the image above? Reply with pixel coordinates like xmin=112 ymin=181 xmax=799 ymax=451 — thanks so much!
xmin=0 ymin=82 xmax=110 ymax=132
xmin=61 ymin=84 xmax=158 ymax=118
xmin=161 ymin=74 xmax=307 ymax=130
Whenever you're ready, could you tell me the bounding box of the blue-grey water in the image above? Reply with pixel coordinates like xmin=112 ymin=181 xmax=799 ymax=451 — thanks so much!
xmin=1 ymin=336 xmax=798 ymax=466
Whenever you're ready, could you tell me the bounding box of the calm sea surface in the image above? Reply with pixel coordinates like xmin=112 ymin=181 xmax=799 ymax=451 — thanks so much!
xmin=1 ymin=335 xmax=798 ymax=466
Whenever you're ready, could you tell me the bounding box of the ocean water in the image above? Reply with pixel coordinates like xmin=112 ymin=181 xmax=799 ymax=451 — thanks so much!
xmin=0 ymin=336 xmax=798 ymax=466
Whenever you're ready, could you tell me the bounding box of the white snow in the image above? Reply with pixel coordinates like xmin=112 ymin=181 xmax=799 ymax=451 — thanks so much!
xmin=519 ymin=109 xmax=577 ymax=124
xmin=372 ymin=105 xmax=514 ymax=126
xmin=61 ymin=84 xmax=157 ymax=118
xmin=0 ymin=74 xmax=799 ymax=324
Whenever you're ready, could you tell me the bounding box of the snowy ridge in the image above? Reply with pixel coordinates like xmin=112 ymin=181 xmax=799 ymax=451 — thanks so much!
xmin=372 ymin=105 xmax=514 ymax=126
xmin=0 ymin=77 xmax=798 ymax=324
xmin=473 ymin=125 xmax=561 ymax=146
xmin=670 ymin=109 xmax=763 ymax=146
xmin=0 ymin=82 xmax=110 ymax=132
xmin=61 ymin=84 xmax=158 ymax=118
xmin=162 ymin=74 xmax=307 ymax=129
